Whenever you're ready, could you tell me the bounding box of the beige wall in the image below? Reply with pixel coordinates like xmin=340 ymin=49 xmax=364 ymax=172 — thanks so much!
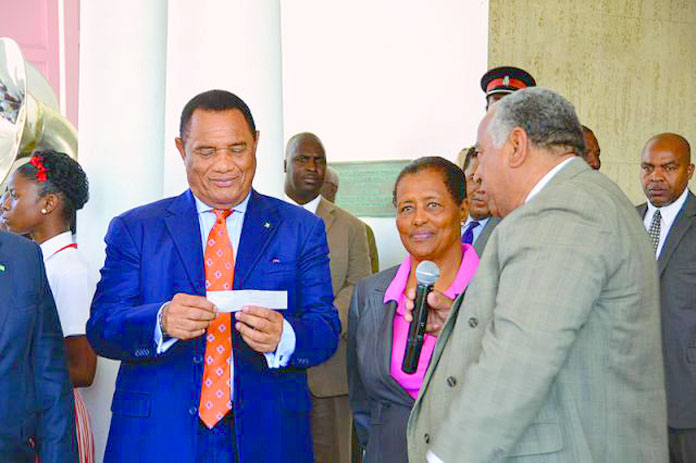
xmin=489 ymin=0 xmax=696 ymax=204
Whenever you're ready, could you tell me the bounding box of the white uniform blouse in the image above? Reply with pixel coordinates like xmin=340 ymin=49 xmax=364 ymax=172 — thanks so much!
xmin=40 ymin=231 xmax=96 ymax=337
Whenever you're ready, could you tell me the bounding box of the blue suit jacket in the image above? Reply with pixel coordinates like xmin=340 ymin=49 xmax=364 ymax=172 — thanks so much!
xmin=0 ymin=231 xmax=76 ymax=463
xmin=87 ymin=190 xmax=340 ymax=463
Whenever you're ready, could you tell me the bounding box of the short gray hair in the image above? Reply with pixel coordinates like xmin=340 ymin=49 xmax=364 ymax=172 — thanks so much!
xmin=488 ymin=87 xmax=585 ymax=156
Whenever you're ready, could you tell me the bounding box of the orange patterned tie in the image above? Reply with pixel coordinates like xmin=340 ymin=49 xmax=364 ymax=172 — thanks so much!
xmin=199 ymin=209 xmax=234 ymax=428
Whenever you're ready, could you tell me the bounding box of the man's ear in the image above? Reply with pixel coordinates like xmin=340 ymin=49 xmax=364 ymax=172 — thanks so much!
xmin=175 ymin=137 xmax=186 ymax=162
xmin=688 ymin=163 xmax=695 ymax=180
xmin=507 ymin=127 xmax=529 ymax=168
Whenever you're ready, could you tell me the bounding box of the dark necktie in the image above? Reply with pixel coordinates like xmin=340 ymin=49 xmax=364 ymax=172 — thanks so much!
xmin=648 ymin=210 xmax=661 ymax=255
xmin=461 ymin=220 xmax=480 ymax=245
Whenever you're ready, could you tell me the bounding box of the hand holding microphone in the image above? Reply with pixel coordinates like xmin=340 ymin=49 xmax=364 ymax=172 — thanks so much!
xmin=402 ymin=261 xmax=442 ymax=374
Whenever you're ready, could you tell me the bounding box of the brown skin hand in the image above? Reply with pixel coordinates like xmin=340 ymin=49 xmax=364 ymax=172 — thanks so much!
xmin=66 ymin=336 xmax=97 ymax=387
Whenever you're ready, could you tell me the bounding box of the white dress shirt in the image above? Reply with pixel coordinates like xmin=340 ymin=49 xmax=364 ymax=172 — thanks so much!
xmin=461 ymin=216 xmax=491 ymax=244
xmin=40 ymin=231 xmax=96 ymax=337
xmin=155 ymin=192 xmax=297 ymax=392
xmin=427 ymin=156 xmax=575 ymax=463
xmin=284 ymin=193 xmax=321 ymax=214
xmin=643 ymin=188 xmax=689 ymax=257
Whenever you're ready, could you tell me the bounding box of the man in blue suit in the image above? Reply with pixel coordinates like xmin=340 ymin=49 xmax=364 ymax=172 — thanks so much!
xmin=0 ymin=230 xmax=77 ymax=462
xmin=87 ymin=90 xmax=340 ymax=462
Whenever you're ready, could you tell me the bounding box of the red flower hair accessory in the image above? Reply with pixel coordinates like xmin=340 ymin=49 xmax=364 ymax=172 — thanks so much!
xmin=29 ymin=155 xmax=48 ymax=182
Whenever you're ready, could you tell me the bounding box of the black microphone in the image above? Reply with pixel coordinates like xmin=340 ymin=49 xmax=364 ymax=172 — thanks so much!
xmin=402 ymin=260 xmax=440 ymax=374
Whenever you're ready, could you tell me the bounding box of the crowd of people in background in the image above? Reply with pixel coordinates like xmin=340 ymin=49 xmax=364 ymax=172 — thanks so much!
xmin=1 ymin=64 xmax=694 ymax=463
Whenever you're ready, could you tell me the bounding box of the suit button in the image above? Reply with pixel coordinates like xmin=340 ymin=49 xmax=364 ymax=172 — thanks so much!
xmin=189 ymin=406 xmax=197 ymax=416
xmin=424 ymin=433 xmax=430 ymax=444
xmin=193 ymin=355 xmax=203 ymax=364
xmin=468 ymin=317 xmax=478 ymax=328
xmin=447 ymin=376 xmax=457 ymax=387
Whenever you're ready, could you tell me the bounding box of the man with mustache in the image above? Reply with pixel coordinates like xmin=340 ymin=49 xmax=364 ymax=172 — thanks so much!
xmin=284 ymin=132 xmax=371 ymax=463
xmin=638 ymin=133 xmax=696 ymax=463
xmin=460 ymin=146 xmax=501 ymax=257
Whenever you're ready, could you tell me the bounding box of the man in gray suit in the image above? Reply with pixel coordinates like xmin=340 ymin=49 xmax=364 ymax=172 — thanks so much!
xmin=407 ymin=87 xmax=667 ymax=462
xmin=460 ymin=146 xmax=501 ymax=257
xmin=638 ymin=133 xmax=696 ymax=463
xmin=284 ymin=132 xmax=371 ymax=463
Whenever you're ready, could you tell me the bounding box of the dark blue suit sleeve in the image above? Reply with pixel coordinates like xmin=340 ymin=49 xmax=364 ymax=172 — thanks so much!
xmin=286 ymin=217 xmax=340 ymax=368
xmin=87 ymin=217 xmax=163 ymax=361
xmin=32 ymin=245 xmax=78 ymax=463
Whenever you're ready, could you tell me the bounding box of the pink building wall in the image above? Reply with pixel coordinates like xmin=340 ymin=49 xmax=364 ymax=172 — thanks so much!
xmin=0 ymin=0 xmax=80 ymax=127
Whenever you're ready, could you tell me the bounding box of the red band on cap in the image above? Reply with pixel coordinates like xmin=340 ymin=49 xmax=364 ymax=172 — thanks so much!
xmin=486 ymin=77 xmax=529 ymax=93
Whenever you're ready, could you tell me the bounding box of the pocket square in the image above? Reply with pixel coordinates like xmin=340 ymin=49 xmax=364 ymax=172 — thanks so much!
xmin=271 ymin=258 xmax=281 ymax=264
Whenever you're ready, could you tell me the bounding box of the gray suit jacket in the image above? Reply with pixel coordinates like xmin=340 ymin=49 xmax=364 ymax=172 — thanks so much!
xmin=309 ymin=197 xmax=371 ymax=397
xmin=638 ymin=191 xmax=696 ymax=428
xmin=473 ymin=216 xmax=502 ymax=258
xmin=408 ymin=158 xmax=668 ymax=462
xmin=347 ymin=266 xmax=415 ymax=463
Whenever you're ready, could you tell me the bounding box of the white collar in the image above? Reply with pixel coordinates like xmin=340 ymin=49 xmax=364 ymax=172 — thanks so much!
xmin=525 ymin=157 xmax=575 ymax=203
xmin=193 ymin=191 xmax=250 ymax=215
xmin=647 ymin=187 xmax=689 ymax=224
xmin=39 ymin=231 xmax=74 ymax=261
xmin=284 ymin=194 xmax=321 ymax=215
xmin=465 ymin=216 xmax=490 ymax=227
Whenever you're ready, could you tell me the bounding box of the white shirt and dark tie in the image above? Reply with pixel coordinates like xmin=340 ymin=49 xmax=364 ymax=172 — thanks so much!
xmin=642 ymin=188 xmax=689 ymax=257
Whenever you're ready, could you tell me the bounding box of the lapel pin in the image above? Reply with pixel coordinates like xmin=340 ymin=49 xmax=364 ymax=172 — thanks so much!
xmin=264 ymin=222 xmax=271 ymax=229
xmin=0 ymin=264 xmax=5 ymax=272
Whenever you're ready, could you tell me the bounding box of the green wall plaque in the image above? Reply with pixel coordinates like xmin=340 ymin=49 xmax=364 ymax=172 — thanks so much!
xmin=331 ymin=160 xmax=410 ymax=217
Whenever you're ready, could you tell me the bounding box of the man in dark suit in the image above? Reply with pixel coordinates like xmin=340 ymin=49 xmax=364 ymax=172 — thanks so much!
xmin=0 ymin=230 xmax=76 ymax=463
xmin=284 ymin=132 xmax=371 ymax=463
xmin=87 ymin=90 xmax=340 ymax=462
xmin=638 ymin=133 xmax=696 ymax=463
xmin=459 ymin=146 xmax=501 ymax=257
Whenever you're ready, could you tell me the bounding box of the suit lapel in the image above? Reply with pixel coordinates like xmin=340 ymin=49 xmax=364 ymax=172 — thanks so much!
xmin=164 ymin=191 xmax=205 ymax=295
xmin=316 ymin=197 xmax=336 ymax=233
xmin=234 ymin=191 xmax=281 ymax=289
xmin=366 ymin=267 xmax=414 ymax=404
xmin=659 ymin=192 xmax=696 ymax=275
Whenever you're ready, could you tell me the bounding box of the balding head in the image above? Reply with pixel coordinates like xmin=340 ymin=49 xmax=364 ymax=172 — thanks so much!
xmin=640 ymin=133 xmax=693 ymax=207
xmin=284 ymin=132 xmax=327 ymax=204
xmin=321 ymin=166 xmax=339 ymax=203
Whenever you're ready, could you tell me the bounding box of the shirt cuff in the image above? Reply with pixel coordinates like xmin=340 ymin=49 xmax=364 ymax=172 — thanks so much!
xmin=154 ymin=303 xmax=178 ymax=354
xmin=427 ymin=450 xmax=445 ymax=463
xmin=263 ymin=318 xmax=296 ymax=369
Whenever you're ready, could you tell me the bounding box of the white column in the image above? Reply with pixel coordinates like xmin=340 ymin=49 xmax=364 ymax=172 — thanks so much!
xmin=162 ymin=0 xmax=285 ymax=199
xmin=76 ymin=2 xmax=168 ymax=462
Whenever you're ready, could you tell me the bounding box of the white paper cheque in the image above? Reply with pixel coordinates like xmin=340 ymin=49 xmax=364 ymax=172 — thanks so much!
xmin=206 ymin=290 xmax=288 ymax=313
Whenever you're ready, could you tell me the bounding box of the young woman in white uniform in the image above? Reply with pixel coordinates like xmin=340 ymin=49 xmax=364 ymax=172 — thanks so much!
xmin=1 ymin=150 xmax=96 ymax=463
